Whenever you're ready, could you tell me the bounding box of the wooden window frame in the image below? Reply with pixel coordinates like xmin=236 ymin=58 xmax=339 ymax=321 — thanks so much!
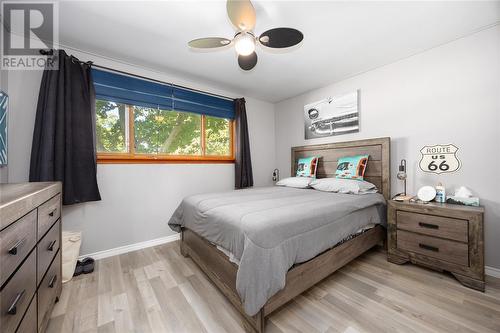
xmin=97 ymin=104 xmax=236 ymax=164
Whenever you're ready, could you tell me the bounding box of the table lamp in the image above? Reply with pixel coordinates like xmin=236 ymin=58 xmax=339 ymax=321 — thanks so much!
xmin=397 ymin=159 xmax=407 ymax=196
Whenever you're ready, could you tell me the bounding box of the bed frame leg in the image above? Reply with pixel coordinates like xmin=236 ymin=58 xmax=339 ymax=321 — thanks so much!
xmin=180 ymin=230 xmax=189 ymax=258
xmin=243 ymin=309 xmax=265 ymax=333
xmin=257 ymin=310 xmax=265 ymax=333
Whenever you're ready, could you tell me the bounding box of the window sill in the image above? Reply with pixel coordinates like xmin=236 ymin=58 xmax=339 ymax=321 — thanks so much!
xmin=97 ymin=154 xmax=235 ymax=164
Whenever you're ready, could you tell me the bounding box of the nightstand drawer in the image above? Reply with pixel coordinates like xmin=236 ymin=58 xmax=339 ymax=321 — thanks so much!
xmin=397 ymin=230 xmax=468 ymax=266
xmin=397 ymin=211 xmax=468 ymax=242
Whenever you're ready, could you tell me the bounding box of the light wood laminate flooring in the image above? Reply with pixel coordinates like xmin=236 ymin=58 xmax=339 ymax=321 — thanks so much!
xmin=47 ymin=242 xmax=500 ymax=333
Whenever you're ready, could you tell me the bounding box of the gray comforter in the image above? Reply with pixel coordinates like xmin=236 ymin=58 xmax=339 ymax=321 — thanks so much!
xmin=168 ymin=186 xmax=385 ymax=316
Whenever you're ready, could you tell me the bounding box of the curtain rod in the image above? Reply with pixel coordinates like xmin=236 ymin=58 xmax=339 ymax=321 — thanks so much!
xmin=39 ymin=49 xmax=236 ymax=102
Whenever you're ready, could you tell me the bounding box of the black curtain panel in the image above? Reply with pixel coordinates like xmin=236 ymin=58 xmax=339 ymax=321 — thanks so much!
xmin=234 ymin=98 xmax=254 ymax=189
xmin=30 ymin=50 xmax=101 ymax=205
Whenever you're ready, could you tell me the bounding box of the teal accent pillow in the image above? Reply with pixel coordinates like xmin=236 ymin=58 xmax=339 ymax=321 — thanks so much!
xmin=296 ymin=156 xmax=319 ymax=178
xmin=335 ymin=155 xmax=369 ymax=180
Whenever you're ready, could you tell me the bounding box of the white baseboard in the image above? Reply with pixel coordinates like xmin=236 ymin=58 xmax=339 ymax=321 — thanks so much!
xmin=79 ymin=233 xmax=180 ymax=261
xmin=79 ymin=235 xmax=500 ymax=279
xmin=486 ymin=266 xmax=500 ymax=278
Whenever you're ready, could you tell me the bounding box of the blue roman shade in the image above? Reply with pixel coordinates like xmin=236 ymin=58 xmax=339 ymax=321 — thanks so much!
xmin=92 ymin=69 xmax=173 ymax=110
xmin=92 ymin=69 xmax=235 ymax=119
xmin=172 ymin=86 xmax=235 ymax=119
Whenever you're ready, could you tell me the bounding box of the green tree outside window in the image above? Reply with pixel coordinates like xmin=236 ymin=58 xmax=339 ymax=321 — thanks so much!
xmin=96 ymin=100 xmax=232 ymax=160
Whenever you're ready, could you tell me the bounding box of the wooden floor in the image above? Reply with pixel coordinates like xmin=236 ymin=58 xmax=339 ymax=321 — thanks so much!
xmin=47 ymin=241 xmax=500 ymax=333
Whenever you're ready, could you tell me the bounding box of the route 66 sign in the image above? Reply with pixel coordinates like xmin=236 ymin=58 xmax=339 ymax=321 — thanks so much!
xmin=419 ymin=144 xmax=461 ymax=174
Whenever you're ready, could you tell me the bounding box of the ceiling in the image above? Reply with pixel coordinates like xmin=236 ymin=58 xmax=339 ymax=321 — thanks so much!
xmin=57 ymin=1 xmax=500 ymax=102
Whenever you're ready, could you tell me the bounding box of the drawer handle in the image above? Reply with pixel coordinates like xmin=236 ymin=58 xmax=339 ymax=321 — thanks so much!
xmin=49 ymin=274 xmax=58 ymax=288
xmin=47 ymin=240 xmax=57 ymax=251
xmin=7 ymin=289 xmax=25 ymax=315
xmin=419 ymin=243 xmax=439 ymax=252
xmin=419 ymin=222 xmax=439 ymax=229
xmin=8 ymin=238 xmax=25 ymax=255
xmin=49 ymin=209 xmax=57 ymax=217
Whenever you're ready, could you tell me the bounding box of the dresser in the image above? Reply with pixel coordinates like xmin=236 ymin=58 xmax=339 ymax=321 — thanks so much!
xmin=387 ymin=200 xmax=485 ymax=291
xmin=0 ymin=182 xmax=62 ymax=333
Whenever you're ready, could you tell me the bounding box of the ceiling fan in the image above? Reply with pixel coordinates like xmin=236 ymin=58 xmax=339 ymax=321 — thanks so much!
xmin=188 ymin=0 xmax=304 ymax=71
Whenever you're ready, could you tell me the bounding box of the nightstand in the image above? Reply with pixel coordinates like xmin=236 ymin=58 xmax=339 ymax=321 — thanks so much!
xmin=387 ymin=200 xmax=485 ymax=291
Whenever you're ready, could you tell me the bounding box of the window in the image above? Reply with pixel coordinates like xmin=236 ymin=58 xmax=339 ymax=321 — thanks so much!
xmin=93 ymin=69 xmax=235 ymax=163
xmin=96 ymin=101 xmax=234 ymax=162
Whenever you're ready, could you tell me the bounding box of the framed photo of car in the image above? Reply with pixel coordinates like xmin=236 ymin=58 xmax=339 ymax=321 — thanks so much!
xmin=304 ymin=90 xmax=359 ymax=139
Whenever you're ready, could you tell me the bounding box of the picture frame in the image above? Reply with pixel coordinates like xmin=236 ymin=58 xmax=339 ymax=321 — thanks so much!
xmin=304 ymin=90 xmax=359 ymax=139
xmin=0 ymin=91 xmax=8 ymax=165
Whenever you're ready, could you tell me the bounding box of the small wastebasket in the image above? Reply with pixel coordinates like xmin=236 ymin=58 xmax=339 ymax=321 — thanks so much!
xmin=61 ymin=231 xmax=82 ymax=283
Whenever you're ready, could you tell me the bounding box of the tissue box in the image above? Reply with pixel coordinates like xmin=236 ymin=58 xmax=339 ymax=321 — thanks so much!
xmin=446 ymin=196 xmax=480 ymax=207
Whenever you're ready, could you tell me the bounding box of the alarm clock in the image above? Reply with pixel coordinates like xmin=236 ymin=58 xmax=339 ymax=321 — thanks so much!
xmin=417 ymin=186 xmax=437 ymax=202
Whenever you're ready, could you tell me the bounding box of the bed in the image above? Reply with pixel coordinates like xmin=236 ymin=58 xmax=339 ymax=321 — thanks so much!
xmin=169 ymin=137 xmax=390 ymax=332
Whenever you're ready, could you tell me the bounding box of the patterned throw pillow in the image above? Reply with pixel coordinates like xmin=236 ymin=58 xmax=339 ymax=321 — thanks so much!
xmin=296 ymin=156 xmax=319 ymax=178
xmin=335 ymin=155 xmax=369 ymax=180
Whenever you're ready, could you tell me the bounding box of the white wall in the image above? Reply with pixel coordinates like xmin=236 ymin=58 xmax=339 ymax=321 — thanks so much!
xmin=6 ymin=49 xmax=276 ymax=255
xmin=275 ymin=26 xmax=500 ymax=269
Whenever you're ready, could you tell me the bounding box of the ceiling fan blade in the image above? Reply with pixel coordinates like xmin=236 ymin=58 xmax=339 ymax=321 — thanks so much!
xmin=227 ymin=0 xmax=256 ymax=31
xmin=259 ymin=28 xmax=304 ymax=48
xmin=238 ymin=52 xmax=258 ymax=71
xmin=188 ymin=37 xmax=232 ymax=49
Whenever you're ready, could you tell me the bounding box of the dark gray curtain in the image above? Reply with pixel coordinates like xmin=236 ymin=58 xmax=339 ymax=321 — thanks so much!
xmin=234 ymin=98 xmax=253 ymax=189
xmin=30 ymin=50 xmax=101 ymax=205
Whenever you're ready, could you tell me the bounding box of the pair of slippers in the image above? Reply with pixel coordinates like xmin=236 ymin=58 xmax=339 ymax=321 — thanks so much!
xmin=73 ymin=257 xmax=95 ymax=276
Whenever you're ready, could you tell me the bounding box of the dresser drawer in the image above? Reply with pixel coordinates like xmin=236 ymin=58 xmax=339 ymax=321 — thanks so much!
xmin=38 ymin=250 xmax=61 ymax=333
xmin=37 ymin=220 xmax=61 ymax=286
xmin=397 ymin=211 xmax=468 ymax=242
xmin=0 ymin=250 xmax=36 ymax=333
xmin=397 ymin=230 xmax=468 ymax=266
xmin=15 ymin=295 xmax=37 ymax=333
xmin=0 ymin=210 xmax=37 ymax=287
xmin=37 ymin=194 xmax=61 ymax=240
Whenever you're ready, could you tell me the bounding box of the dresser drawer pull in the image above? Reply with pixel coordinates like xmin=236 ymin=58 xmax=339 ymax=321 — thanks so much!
xmin=7 ymin=289 xmax=25 ymax=315
xmin=418 ymin=222 xmax=439 ymax=229
xmin=8 ymin=238 xmax=25 ymax=255
xmin=49 ymin=274 xmax=58 ymax=288
xmin=47 ymin=240 xmax=57 ymax=251
xmin=419 ymin=243 xmax=439 ymax=252
xmin=49 ymin=209 xmax=57 ymax=217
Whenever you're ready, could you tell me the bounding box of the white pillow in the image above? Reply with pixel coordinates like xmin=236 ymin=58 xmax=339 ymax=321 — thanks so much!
xmin=276 ymin=177 xmax=313 ymax=188
xmin=310 ymin=178 xmax=377 ymax=194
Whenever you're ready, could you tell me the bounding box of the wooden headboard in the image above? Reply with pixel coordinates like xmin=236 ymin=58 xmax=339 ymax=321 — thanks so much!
xmin=291 ymin=137 xmax=391 ymax=200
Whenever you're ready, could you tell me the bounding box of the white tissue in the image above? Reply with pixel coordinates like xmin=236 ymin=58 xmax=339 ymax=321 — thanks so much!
xmin=455 ymin=186 xmax=472 ymax=198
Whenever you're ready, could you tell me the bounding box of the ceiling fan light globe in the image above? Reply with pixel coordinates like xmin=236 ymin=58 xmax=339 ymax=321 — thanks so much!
xmin=235 ymin=33 xmax=256 ymax=56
